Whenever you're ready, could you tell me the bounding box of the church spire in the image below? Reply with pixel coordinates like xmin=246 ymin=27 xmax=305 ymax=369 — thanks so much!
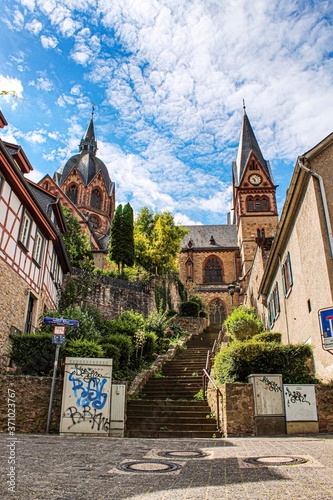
xmin=79 ymin=105 xmax=97 ymax=155
xmin=235 ymin=105 xmax=272 ymax=185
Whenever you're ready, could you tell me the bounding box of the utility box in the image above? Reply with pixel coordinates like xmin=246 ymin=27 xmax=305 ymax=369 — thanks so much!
xmin=248 ymin=374 xmax=286 ymax=436
xmin=248 ymin=374 xmax=284 ymax=416
xmin=110 ymin=384 xmax=126 ymax=437
xmin=60 ymin=357 xmax=113 ymax=435
xmin=283 ymin=384 xmax=319 ymax=435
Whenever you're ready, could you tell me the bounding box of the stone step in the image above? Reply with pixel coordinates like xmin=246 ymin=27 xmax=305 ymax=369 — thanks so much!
xmin=125 ymin=430 xmax=222 ymax=438
xmin=125 ymin=421 xmax=218 ymax=431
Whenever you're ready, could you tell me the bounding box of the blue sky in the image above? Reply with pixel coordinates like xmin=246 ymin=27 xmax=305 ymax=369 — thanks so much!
xmin=1 ymin=0 xmax=333 ymax=225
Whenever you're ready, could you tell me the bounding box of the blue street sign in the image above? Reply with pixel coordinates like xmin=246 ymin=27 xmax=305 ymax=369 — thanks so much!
xmin=52 ymin=334 xmax=66 ymax=345
xmin=43 ymin=317 xmax=79 ymax=327
xmin=318 ymin=307 xmax=333 ymax=350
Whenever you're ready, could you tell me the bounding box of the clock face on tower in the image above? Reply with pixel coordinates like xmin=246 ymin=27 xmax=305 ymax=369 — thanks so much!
xmin=249 ymin=174 xmax=262 ymax=185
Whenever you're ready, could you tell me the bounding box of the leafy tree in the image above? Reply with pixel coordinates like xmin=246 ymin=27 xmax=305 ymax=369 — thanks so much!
xmin=134 ymin=207 xmax=188 ymax=274
xmin=224 ymin=306 xmax=263 ymax=341
xmin=62 ymin=207 xmax=93 ymax=269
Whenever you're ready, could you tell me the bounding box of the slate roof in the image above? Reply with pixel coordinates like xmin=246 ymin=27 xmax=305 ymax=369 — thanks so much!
xmin=29 ymin=184 xmax=58 ymax=216
xmin=181 ymin=224 xmax=238 ymax=250
xmin=234 ymin=112 xmax=274 ymax=185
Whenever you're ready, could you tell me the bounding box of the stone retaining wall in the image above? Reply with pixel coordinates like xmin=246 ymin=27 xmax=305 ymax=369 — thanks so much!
xmin=207 ymin=381 xmax=333 ymax=437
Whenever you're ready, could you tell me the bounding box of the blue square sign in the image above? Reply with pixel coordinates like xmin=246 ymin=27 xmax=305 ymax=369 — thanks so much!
xmin=318 ymin=307 xmax=333 ymax=350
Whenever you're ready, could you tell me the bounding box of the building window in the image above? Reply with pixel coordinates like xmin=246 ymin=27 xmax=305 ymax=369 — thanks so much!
xmin=204 ymin=256 xmax=222 ymax=283
xmin=268 ymin=282 xmax=280 ymax=329
xmin=19 ymin=211 xmax=32 ymax=249
xmin=248 ymin=198 xmax=254 ymax=211
xmin=91 ymin=188 xmax=102 ymax=210
xmin=282 ymin=252 xmax=293 ymax=297
xmin=250 ymin=161 xmax=258 ymax=170
xmin=209 ymin=299 xmax=225 ymax=325
xmin=262 ymin=197 xmax=269 ymax=211
xmin=67 ymin=184 xmax=78 ymax=204
xmin=89 ymin=214 xmax=100 ymax=229
xmin=25 ymin=293 xmax=36 ymax=333
xmin=186 ymin=258 xmax=193 ymax=280
xmin=33 ymin=230 xmax=44 ymax=265
xmin=255 ymin=198 xmax=261 ymax=211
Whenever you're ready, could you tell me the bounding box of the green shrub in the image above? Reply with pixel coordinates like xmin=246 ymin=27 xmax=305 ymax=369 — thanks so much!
xmin=145 ymin=308 xmax=170 ymax=338
xmin=64 ymin=338 xmax=105 ymax=358
xmin=180 ymin=301 xmax=200 ymax=317
xmin=104 ymin=310 xmax=145 ymax=337
xmin=224 ymin=306 xmax=263 ymax=341
xmin=100 ymin=334 xmax=132 ymax=366
xmin=101 ymin=343 xmax=121 ymax=371
xmin=9 ymin=332 xmax=55 ymax=376
xmin=214 ymin=340 xmax=318 ymax=384
xmin=142 ymin=331 xmax=158 ymax=359
xmin=252 ymin=332 xmax=282 ymax=343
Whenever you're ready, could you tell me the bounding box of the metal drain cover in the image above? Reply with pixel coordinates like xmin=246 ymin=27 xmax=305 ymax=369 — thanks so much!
xmin=116 ymin=460 xmax=181 ymax=474
xmin=243 ymin=456 xmax=308 ymax=466
xmin=158 ymin=450 xmax=207 ymax=459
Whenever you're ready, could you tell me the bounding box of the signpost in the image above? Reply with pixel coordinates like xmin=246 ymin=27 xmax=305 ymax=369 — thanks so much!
xmin=44 ymin=317 xmax=79 ymax=433
xmin=318 ymin=307 xmax=333 ymax=350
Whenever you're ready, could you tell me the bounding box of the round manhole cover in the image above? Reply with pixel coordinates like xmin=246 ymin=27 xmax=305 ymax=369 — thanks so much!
xmin=244 ymin=456 xmax=308 ymax=466
xmin=158 ymin=450 xmax=207 ymax=459
xmin=117 ymin=460 xmax=181 ymax=474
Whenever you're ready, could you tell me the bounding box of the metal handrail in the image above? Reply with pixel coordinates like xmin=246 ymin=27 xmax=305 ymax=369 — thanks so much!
xmin=202 ymin=368 xmax=223 ymax=432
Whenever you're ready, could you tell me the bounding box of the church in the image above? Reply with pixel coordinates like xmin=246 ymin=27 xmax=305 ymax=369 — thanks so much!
xmin=179 ymin=105 xmax=278 ymax=325
xmin=38 ymin=111 xmax=116 ymax=268
xmin=37 ymin=105 xmax=333 ymax=382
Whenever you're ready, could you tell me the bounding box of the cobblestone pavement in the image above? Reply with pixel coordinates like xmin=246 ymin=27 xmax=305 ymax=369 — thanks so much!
xmin=1 ymin=434 xmax=333 ymax=499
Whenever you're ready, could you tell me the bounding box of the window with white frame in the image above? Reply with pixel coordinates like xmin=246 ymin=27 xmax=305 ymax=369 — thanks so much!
xmin=268 ymin=282 xmax=280 ymax=329
xmin=33 ymin=230 xmax=44 ymax=265
xmin=281 ymin=252 xmax=293 ymax=297
xmin=19 ymin=211 xmax=32 ymax=249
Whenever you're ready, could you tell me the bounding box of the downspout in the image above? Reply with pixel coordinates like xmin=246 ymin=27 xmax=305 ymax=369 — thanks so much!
xmin=298 ymin=157 xmax=333 ymax=259
xmin=278 ymin=255 xmax=290 ymax=344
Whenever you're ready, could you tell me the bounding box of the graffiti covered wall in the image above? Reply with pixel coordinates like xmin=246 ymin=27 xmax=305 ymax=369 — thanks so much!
xmin=60 ymin=357 xmax=113 ymax=435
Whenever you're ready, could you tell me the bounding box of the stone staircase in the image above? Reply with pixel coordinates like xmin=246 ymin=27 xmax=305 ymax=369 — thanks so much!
xmin=125 ymin=327 xmax=222 ymax=438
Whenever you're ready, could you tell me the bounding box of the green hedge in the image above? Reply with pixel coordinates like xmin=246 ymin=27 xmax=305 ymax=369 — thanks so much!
xmin=224 ymin=306 xmax=263 ymax=341
xmin=65 ymin=338 xmax=104 ymax=358
xmin=101 ymin=344 xmax=121 ymax=372
xmin=142 ymin=332 xmax=158 ymax=359
xmin=180 ymin=301 xmax=199 ymax=317
xmin=9 ymin=333 xmax=55 ymax=376
xmin=214 ymin=340 xmax=318 ymax=384
xmin=252 ymin=332 xmax=282 ymax=343
xmin=100 ymin=334 xmax=133 ymax=366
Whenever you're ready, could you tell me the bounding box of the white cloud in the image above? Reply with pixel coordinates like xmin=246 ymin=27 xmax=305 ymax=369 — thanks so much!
xmin=25 ymin=168 xmax=44 ymax=183
xmin=0 ymin=74 xmax=24 ymax=109
xmin=40 ymin=34 xmax=58 ymax=49
xmin=174 ymin=213 xmax=203 ymax=226
xmin=24 ymin=129 xmax=48 ymax=144
xmin=70 ymin=28 xmax=101 ymax=66
xmin=26 ymin=19 xmax=43 ymax=35
xmin=30 ymin=77 xmax=54 ymax=92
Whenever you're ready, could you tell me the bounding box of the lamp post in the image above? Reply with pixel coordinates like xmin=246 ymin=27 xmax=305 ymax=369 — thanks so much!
xmin=228 ymin=282 xmax=241 ymax=307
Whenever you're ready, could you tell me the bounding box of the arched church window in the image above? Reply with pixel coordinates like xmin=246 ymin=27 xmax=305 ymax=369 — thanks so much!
xmin=91 ymin=188 xmax=102 ymax=210
xmin=89 ymin=214 xmax=100 ymax=229
xmin=67 ymin=184 xmax=78 ymax=204
xmin=250 ymin=161 xmax=258 ymax=170
xmin=255 ymin=198 xmax=261 ymax=211
xmin=204 ymin=256 xmax=222 ymax=283
xmin=262 ymin=197 xmax=269 ymax=211
xmin=247 ymin=198 xmax=254 ymax=211
xmin=209 ymin=299 xmax=225 ymax=325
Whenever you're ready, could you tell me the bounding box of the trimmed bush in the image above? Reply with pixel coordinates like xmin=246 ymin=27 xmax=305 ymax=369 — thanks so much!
xmin=180 ymin=301 xmax=200 ymax=317
xmin=224 ymin=306 xmax=263 ymax=341
xmin=9 ymin=332 xmax=54 ymax=376
xmin=100 ymin=334 xmax=133 ymax=366
xmin=103 ymin=310 xmax=145 ymax=337
xmin=252 ymin=332 xmax=282 ymax=343
xmin=142 ymin=331 xmax=158 ymax=359
xmin=101 ymin=343 xmax=121 ymax=372
xmin=214 ymin=339 xmax=318 ymax=384
xmin=65 ymin=338 xmax=104 ymax=358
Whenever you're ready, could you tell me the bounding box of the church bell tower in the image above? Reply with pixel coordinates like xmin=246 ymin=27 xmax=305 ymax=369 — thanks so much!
xmin=231 ymin=104 xmax=278 ymax=277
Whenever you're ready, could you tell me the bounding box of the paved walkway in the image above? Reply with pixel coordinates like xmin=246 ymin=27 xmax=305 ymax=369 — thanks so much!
xmin=1 ymin=434 xmax=333 ymax=499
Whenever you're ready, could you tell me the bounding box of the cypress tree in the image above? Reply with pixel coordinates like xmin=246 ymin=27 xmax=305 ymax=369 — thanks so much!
xmin=122 ymin=203 xmax=135 ymax=269
xmin=109 ymin=204 xmax=123 ymax=272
